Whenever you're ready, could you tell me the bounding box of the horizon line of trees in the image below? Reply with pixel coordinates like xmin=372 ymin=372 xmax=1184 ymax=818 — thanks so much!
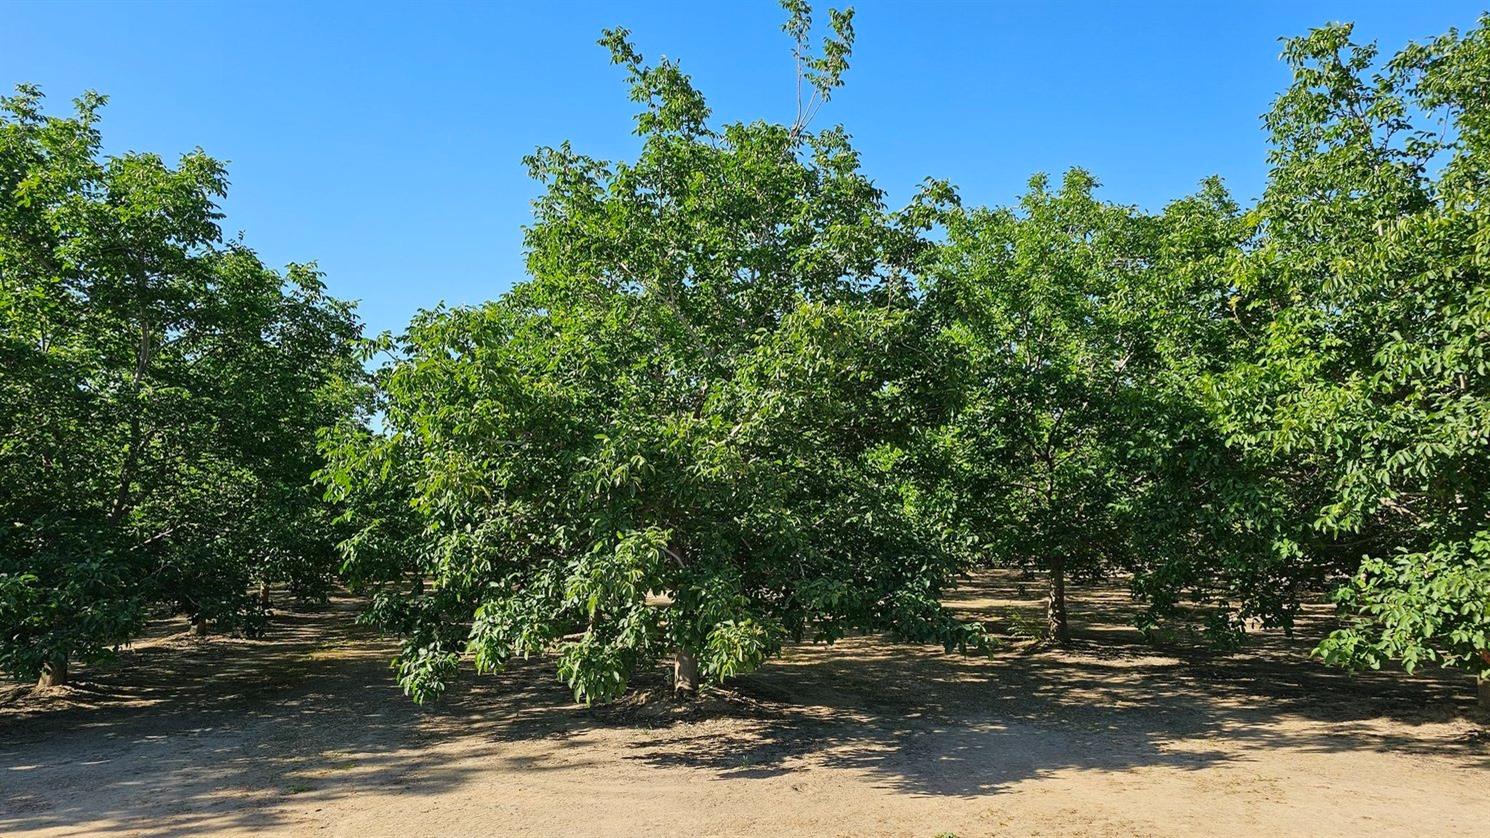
xmin=4 ymin=4 xmax=1488 ymax=708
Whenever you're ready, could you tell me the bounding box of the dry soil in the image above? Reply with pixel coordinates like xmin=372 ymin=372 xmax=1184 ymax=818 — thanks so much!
xmin=2 ymin=574 xmax=1487 ymax=837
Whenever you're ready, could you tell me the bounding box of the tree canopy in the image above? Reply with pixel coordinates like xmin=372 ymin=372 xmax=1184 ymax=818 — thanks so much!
xmin=322 ymin=4 xmax=986 ymax=703
xmin=5 ymin=4 xmax=1488 ymax=707
xmin=0 ymin=85 xmax=363 ymax=684
xmin=1222 ymin=22 xmax=1490 ymax=682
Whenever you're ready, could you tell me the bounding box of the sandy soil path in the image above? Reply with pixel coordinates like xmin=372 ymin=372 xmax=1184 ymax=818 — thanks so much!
xmin=2 ymin=576 xmax=1486 ymax=837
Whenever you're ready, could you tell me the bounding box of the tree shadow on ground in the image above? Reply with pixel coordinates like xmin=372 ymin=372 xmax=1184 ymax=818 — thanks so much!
xmin=1 ymin=573 xmax=1485 ymax=835
xmin=0 ymin=598 xmax=501 ymax=836
xmin=603 ymin=573 xmax=1488 ymax=795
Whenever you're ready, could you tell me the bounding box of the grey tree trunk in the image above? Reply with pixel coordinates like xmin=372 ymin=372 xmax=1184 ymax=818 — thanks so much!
xmin=1047 ymin=558 xmax=1071 ymax=646
xmin=674 ymin=648 xmax=700 ymax=696
xmin=192 ymin=616 xmax=209 ymax=637
xmin=36 ymin=655 xmax=68 ymax=689
xmin=1478 ymin=676 xmax=1489 ymax=712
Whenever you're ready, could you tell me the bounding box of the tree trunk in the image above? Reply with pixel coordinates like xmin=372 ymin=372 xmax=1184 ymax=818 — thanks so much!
xmin=192 ymin=616 xmax=208 ymax=637
xmin=1047 ymin=557 xmax=1071 ymax=646
xmin=36 ymin=655 xmax=68 ymax=689
xmin=109 ymin=321 xmax=153 ymax=525
xmin=1478 ymin=676 xmax=1489 ymax=712
xmin=258 ymin=580 xmax=271 ymax=609
xmin=674 ymin=648 xmax=700 ymax=697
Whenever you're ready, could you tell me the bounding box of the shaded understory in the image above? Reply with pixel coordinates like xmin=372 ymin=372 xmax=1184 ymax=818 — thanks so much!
xmin=2 ymin=574 xmax=1486 ymax=837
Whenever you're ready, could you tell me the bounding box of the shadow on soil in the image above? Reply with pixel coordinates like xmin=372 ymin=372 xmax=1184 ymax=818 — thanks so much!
xmin=1 ymin=574 xmax=1484 ymax=835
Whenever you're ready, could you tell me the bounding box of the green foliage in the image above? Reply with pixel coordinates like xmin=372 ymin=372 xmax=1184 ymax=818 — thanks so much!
xmin=1318 ymin=537 xmax=1490 ymax=676
xmin=1203 ymin=18 xmax=1490 ymax=677
xmin=916 ymin=169 xmax=1248 ymax=643
xmin=324 ymin=8 xmax=1490 ymax=700
xmin=11 ymin=6 xmax=1488 ymax=700
xmin=781 ymin=0 xmax=856 ymax=130
xmin=0 ymin=85 xmax=363 ymax=679
xmin=323 ymin=6 xmax=986 ymax=703
xmin=918 ymin=173 xmax=1146 ymax=633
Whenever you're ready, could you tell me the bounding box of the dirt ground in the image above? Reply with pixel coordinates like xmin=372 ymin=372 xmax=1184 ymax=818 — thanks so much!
xmin=2 ymin=574 xmax=1487 ymax=838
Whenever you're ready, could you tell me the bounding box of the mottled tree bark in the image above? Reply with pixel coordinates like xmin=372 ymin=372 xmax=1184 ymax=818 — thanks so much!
xmin=1047 ymin=557 xmax=1071 ymax=646
xmin=674 ymin=648 xmax=700 ymax=696
xmin=1478 ymin=676 xmax=1489 ymax=712
xmin=36 ymin=655 xmax=68 ymax=689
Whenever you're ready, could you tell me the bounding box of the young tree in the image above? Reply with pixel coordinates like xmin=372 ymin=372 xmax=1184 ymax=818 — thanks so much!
xmin=0 ymin=86 xmax=362 ymax=685
xmin=323 ymin=2 xmax=985 ymax=703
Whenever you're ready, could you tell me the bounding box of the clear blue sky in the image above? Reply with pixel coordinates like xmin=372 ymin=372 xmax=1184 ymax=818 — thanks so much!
xmin=4 ymin=1 xmax=1483 ymax=336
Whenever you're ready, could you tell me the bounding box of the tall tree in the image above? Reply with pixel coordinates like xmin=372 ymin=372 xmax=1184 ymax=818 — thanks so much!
xmin=1213 ymin=20 xmax=1490 ymax=705
xmin=1120 ymin=182 xmax=1320 ymax=645
xmin=0 ymin=86 xmax=362 ymax=686
xmin=920 ymin=171 xmax=1212 ymax=644
xmin=323 ymin=2 xmax=985 ymax=703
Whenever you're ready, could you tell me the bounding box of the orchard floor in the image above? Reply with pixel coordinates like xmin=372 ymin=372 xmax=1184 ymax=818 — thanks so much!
xmin=2 ymin=575 xmax=1487 ymax=838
